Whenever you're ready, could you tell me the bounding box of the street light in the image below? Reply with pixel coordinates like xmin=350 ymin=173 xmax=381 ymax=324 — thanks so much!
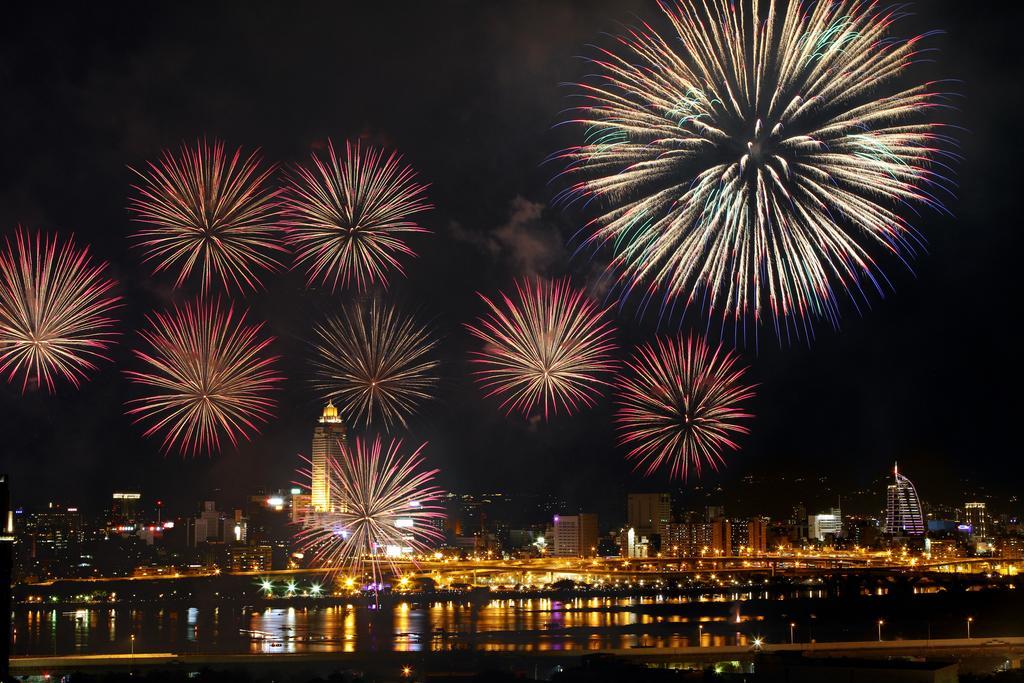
xmin=698 ymin=623 xmax=704 ymax=647
xmin=877 ymin=620 xmax=884 ymax=642
xmin=967 ymin=617 xmax=973 ymax=639
xmin=789 ymin=622 xmax=795 ymax=644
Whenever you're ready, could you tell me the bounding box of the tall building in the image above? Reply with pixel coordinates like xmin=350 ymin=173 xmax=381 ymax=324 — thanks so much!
xmin=964 ymin=502 xmax=988 ymax=538
xmin=311 ymin=401 xmax=347 ymax=512
xmin=884 ymin=463 xmax=925 ymax=536
xmin=809 ymin=506 xmax=843 ymax=542
xmin=711 ymin=518 xmax=731 ymax=554
xmin=746 ymin=517 xmax=768 ymax=554
xmin=627 ymin=493 xmax=671 ymax=540
xmin=188 ymin=501 xmax=224 ymax=546
xmin=110 ymin=491 xmax=141 ymax=529
xmin=578 ymin=513 xmax=599 ymax=557
xmin=552 ymin=513 xmax=599 ymax=557
xmin=665 ymin=521 xmax=714 ymax=555
xmin=552 ymin=515 xmax=579 ymax=557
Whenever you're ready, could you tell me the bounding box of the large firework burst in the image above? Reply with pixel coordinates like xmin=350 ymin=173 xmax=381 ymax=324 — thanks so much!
xmin=128 ymin=139 xmax=287 ymax=293
xmin=311 ymin=298 xmax=438 ymax=429
xmin=125 ymin=298 xmax=283 ymax=455
xmin=0 ymin=228 xmax=121 ymax=392
xmin=616 ymin=335 xmax=755 ymax=479
xmin=466 ymin=279 xmax=617 ymax=419
xmin=556 ymin=0 xmax=955 ymax=336
xmin=283 ymin=140 xmax=431 ymax=291
xmin=295 ymin=436 xmax=445 ymax=584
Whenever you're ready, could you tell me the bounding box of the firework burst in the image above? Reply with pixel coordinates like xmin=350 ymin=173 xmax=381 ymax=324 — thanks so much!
xmin=295 ymin=436 xmax=445 ymax=584
xmin=466 ymin=278 xmax=617 ymax=419
xmin=0 ymin=228 xmax=121 ymax=392
xmin=556 ymin=0 xmax=956 ymax=336
xmin=125 ymin=298 xmax=283 ymax=455
xmin=283 ymin=140 xmax=431 ymax=291
xmin=311 ymin=298 xmax=438 ymax=429
xmin=616 ymin=335 xmax=755 ymax=479
xmin=128 ymin=139 xmax=287 ymax=293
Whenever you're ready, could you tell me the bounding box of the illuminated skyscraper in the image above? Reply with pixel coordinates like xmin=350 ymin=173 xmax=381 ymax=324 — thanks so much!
xmin=884 ymin=463 xmax=925 ymax=536
xmin=311 ymin=401 xmax=346 ymax=512
xmin=963 ymin=502 xmax=987 ymax=538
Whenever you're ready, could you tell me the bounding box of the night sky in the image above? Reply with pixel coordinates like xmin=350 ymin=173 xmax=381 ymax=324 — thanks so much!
xmin=1 ymin=2 xmax=1020 ymax=522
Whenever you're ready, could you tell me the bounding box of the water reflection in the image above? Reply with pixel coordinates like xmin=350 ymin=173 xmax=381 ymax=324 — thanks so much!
xmin=12 ymin=587 xmax=1022 ymax=657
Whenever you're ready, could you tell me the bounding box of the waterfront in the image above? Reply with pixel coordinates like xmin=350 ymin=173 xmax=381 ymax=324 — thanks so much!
xmin=14 ymin=586 xmax=1024 ymax=657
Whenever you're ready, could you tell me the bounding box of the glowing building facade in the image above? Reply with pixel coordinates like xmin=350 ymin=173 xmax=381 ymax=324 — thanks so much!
xmin=884 ymin=463 xmax=925 ymax=536
xmin=311 ymin=401 xmax=346 ymax=512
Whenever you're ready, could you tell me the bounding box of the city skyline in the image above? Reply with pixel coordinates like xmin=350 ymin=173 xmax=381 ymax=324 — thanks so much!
xmin=1 ymin=0 xmax=1021 ymax=518
xmin=2 ymin=2 xmax=1023 ymax=679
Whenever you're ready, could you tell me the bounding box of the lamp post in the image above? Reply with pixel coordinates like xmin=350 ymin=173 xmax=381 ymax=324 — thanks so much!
xmin=877 ymin=620 xmax=884 ymax=642
xmin=967 ymin=617 xmax=973 ymax=639
xmin=789 ymin=622 xmax=795 ymax=644
xmin=698 ymin=623 xmax=704 ymax=647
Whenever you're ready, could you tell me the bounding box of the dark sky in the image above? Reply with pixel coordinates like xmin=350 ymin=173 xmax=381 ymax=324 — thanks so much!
xmin=0 ymin=2 xmax=1020 ymax=523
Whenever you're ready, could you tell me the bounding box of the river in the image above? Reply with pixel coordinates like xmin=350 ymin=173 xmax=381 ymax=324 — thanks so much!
xmin=13 ymin=587 xmax=1024 ymax=657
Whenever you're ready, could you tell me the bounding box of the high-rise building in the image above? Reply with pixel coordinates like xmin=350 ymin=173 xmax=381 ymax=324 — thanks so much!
xmin=627 ymin=493 xmax=671 ymax=540
xmin=188 ymin=501 xmax=225 ymax=546
xmin=552 ymin=515 xmax=580 ymax=557
xmin=884 ymin=463 xmax=925 ymax=536
xmin=291 ymin=493 xmax=312 ymax=523
xmin=227 ymin=544 xmax=272 ymax=572
xmin=711 ymin=518 xmax=731 ymax=554
xmin=311 ymin=401 xmax=347 ymax=512
xmin=110 ymin=492 xmax=141 ymax=529
xmin=809 ymin=506 xmax=843 ymax=542
xmin=964 ymin=502 xmax=988 ymax=538
xmin=665 ymin=521 xmax=714 ymax=556
xmin=578 ymin=513 xmax=599 ymax=557
xmin=746 ymin=517 xmax=768 ymax=554
xmin=791 ymin=503 xmax=808 ymax=541
xmin=552 ymin=513 xmax=599 ymax=557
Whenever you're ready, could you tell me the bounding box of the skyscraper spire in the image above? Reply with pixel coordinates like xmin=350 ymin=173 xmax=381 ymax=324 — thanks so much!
xmin=311 ymin=401 xmax=346 ymax=512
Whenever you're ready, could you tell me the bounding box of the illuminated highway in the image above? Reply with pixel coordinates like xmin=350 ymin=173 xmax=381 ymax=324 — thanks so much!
xmin=22 ymin=550 xmax=1020 ymax=595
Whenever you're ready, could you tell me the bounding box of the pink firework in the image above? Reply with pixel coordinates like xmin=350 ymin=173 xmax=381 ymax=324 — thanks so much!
xmin=0 ymin=227 xmax=121 ymax=392
xmin=616 ymin=335 xmax=755 ymax=479
xmin=125 ymin=297 xmax=283 ymax=455
xmin=466 ymin=278 xmax=617 ymax=419
xmin=294 ymin=436 xmax=445 ymax=584
xmin=283 ymin=139 xmax=431 ymax=291
xmin=128 ymin=139 xmax=287 ymax=293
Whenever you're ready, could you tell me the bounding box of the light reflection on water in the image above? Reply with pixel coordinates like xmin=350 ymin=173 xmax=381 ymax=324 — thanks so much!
xmin=14 ymin=596 xmax=755 ymax=656
xmin=15 ymin=588 xmax=1013 ymax=657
